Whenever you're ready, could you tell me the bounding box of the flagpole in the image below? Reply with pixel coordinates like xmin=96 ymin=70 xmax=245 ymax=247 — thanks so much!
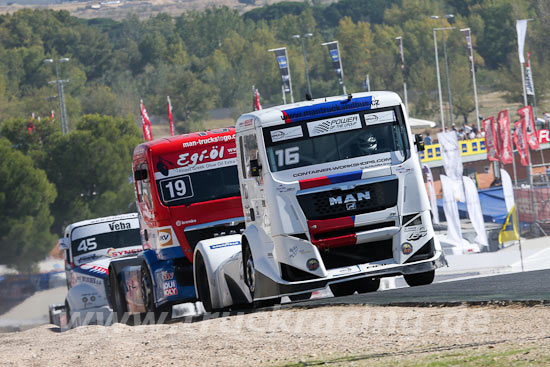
xmin=510 ymin=110 xmax=518 ymax=186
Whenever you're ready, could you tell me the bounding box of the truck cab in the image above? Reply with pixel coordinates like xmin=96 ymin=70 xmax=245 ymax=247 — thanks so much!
xmin=194 ymin=92 xmax=446 ymax=310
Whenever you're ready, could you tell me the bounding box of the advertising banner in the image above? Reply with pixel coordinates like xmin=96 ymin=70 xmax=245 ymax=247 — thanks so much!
xmin=441 ymin=175 xmax=463 ymax=248
xmin=518 ymin=105 xmax=539 ymax=150
xmin=497 ymin=110 xmax=513 ymax=164
xmin=140 ymin=100 xmax=153 ymax=142
xmin=463 ymin=176 xmax=488 ymax=249
xmin=516 ymin=19 xmax=528 ymax=64
xmin=271 ymin=47 xmax=292 ymax=93
xmin=437 ymin=131 xmax=464 ymax=202
xmin=323 ymin=41 xmax=345 ymax=87
xmin=483 ymin=117 xmax=499 ymax=161
xmin=167 ymin=96 xmax=174 ymax=137
xmin=513 ymin=119 xmax=530 ymax=166
xmin=422 ymin=165 xmax=439 ymax=225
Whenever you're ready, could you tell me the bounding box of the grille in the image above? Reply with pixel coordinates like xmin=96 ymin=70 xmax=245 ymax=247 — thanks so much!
xmin=320 ymin=239 xmax=393 ymax=270
xmin=184 ymin=222 xmax=245 ymax=252
xmin=297 ymin=179 xmax=398 ymax=220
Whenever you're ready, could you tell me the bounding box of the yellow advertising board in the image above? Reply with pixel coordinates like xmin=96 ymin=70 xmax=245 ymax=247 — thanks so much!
xmin=419 ymin=138 xmax=487 ymax=163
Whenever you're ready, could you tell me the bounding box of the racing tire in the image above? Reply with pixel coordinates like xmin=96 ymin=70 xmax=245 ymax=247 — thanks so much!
xmin=289 ymin=292 xmax=313 ymax=302
xmin=356 ymin=277 xmax=380 ymax=294
xmin=329 ymin=281 xmax=357 ymax=297
xmin=140 ymin=263 xmax=163 ymax=323
xmin=243 ymin=243 xmax=281 ymax=309
xmin=109 ymin=268 xmax=128 ymax=323
xmin=195 ymin=253 xmax=214 ymax=313
xmin=48 ymin=307 xmax=54 ymax=325
xmin=404 ymin=270 xmax=435 ymax=287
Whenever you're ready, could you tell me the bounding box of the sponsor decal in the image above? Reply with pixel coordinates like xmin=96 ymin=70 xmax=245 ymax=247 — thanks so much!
xmin=364 ymin=111 xmax=396 ymax=125
xmin=270 ymin=126 xmax=304 ymax=143
xmin=158 ymin=228 xmax=174 ymax=248
xmin=76 ymin=254 xmax=99 ymax=263
xmin=291 ymin=156 xmax=392 ymax=178
xmin=289 ymin=246 xmax=298 ymax=258
xmin=176 ymin=219 xmax=197 ymax=227
xmin=163 ymin=280 xmax=178 ymax=297
xmin=106 ymin=247 xmax=143 ymax=258
xmin=108 ymin=221 xmax=131 ymax=231
xmin=329 ymin=191 xmax=371 ymax=207
xmin=307 ymin=114 xmax=361 ymax=137
xmin=332 ymin=266 xmax=361 ymax=276
xmin=75 ymin=275 xmax=103 ymax=286
xmin=404 ymin=225 xmax=427 ymax=241
xmin=161 ymin=271 xmax=174 ymax=281
xmin=306 ymin=258 xmax=319 ymax=271
xmin=209 ymin=241 xmax=240 ymax=250
xmin=401 ymin=243 xmax=413 ymax=255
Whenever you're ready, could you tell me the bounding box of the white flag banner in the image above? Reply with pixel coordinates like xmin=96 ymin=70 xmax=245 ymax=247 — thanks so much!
xmin=437 ymin=131 xmax=465 ymax=201
xmin=516 ymin=19 xmax=528 ymax=64
xmin=441 ymin=175 xmax=463 ymax=249
xmin=501 ymin=168 xmax=515 ymax=213
xmin=423 ymin=164 xmax=440 ymax=225
xmin=463 ymin=176 xmax=488 ymax=249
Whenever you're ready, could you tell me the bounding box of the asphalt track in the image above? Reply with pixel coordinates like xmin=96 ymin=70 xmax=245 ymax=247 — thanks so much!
xmin=291 ymin=269 xmax=550 ymax=308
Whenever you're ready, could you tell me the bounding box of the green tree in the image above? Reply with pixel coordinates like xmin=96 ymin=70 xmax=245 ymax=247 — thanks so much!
xmin=41 ymin=114 xmax=141 ymax=234
xmin=0 ymin=137 xmax=57 ymax=271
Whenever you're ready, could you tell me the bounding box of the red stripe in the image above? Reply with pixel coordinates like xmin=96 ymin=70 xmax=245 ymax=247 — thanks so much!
xmin=299 ymin=176 xmax=331 ymax=190
xmin=307 ymin=216 xmax=356 ymax=249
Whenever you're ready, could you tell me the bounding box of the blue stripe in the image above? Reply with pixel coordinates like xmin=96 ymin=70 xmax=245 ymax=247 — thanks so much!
xmin=282 ymin=96 xmax=374 ymax=123
xmin=327 ymin=170 xmax=363 ymax=184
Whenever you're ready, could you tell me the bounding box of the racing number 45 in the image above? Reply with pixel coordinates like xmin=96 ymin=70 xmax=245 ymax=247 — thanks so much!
xmin=77 ymin=237 xmax=97 ymax=252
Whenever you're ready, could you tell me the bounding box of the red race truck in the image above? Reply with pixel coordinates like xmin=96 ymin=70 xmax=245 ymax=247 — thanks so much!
xmin=108 ymin=128 xmax=244 ymax=320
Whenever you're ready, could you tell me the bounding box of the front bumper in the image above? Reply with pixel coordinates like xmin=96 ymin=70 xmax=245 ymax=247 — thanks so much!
xmin=253 ymin=249 xmax=447 ymax=300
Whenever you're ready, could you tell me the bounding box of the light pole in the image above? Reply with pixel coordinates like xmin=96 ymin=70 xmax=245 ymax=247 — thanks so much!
xmin=395 ymin=36 xmax=408 ymax=113
xmin=431 ymin=14 xmax=455 ymax=126
xmin=44 ymin=57 xmax=70 ymax=134
xmin=292 ymin=33 xmax=313 ymax=99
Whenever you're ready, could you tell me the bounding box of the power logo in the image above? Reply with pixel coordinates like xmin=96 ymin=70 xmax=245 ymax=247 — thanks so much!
xmin=158 ymin=229 xmax=173 ymax=248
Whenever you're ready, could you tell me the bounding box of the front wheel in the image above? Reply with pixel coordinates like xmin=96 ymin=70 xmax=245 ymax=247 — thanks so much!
xmin=289 ymin=292 xmax=312 ymax=302
xmin=109 ymin=269 xmax=128 ymax=323
xmin=195 ymin=253 xmax=214 ymax=313
xmin=243 ymin=243 xmax=281 ymax=309
xmin=330 ymin=281 xmax=357 ymax=297
xmin=404 ymin=270 xmax=435 ymax=287
xmin=356 ymin=278 xmax=380 ymax=294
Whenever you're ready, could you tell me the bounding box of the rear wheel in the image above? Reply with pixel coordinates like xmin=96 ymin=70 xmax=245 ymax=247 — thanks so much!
xmin=404 ymin=270 xmax=435 ymax=287
xmin=195 ymin=253 xmax=214 ymax=313
xmin=109 ymin=268 xmax=128 ymax=323
xmin=140 ymin=263 xmax=164 ymax=322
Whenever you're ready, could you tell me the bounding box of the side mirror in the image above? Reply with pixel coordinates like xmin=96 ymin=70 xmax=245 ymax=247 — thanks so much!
xmin=250 ymin=159 xmax=261 ymax=177
xmin=134 ymin=169 xmax=148 ymax=181
xmin=415 ymin=134 xmax=425 ymax=152
xmin=58 ymin=238 xmax=70 ymax=250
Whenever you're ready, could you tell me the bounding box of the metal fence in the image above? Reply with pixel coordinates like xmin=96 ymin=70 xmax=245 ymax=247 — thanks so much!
xmin=514 ymin=185 xmax=550 ymax=235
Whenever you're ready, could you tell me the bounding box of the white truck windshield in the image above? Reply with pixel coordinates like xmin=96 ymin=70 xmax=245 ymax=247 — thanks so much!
xmin=264 ymin=107 xmax=409 ymax=172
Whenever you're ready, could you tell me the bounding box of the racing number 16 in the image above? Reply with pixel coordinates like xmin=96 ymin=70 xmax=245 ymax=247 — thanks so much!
xmin=274 ymin=147 xmax=299 ymax=167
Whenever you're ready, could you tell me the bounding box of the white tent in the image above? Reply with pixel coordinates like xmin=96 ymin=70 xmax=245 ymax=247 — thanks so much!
xmin=409 ymin=117 xmax=437 ymax=128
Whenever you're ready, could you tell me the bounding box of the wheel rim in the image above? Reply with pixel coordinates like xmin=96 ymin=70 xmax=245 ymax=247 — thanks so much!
xmin=245 ymin=257 xmax=255 ymax=294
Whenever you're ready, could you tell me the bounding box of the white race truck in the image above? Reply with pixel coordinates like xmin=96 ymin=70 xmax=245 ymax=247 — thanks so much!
xmin=194 ymin=92 xmax=446 ymax=311
xmin=49 ymin=213 xmax=142 ymax=327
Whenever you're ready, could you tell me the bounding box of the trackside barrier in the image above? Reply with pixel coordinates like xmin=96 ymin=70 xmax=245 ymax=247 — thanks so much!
xmin=514 ymin=186 xmax=550 ymax=234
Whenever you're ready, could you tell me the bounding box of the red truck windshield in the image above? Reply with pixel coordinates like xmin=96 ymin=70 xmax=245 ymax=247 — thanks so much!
xmin=156 ymin=165 xmax=239 ymax=207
